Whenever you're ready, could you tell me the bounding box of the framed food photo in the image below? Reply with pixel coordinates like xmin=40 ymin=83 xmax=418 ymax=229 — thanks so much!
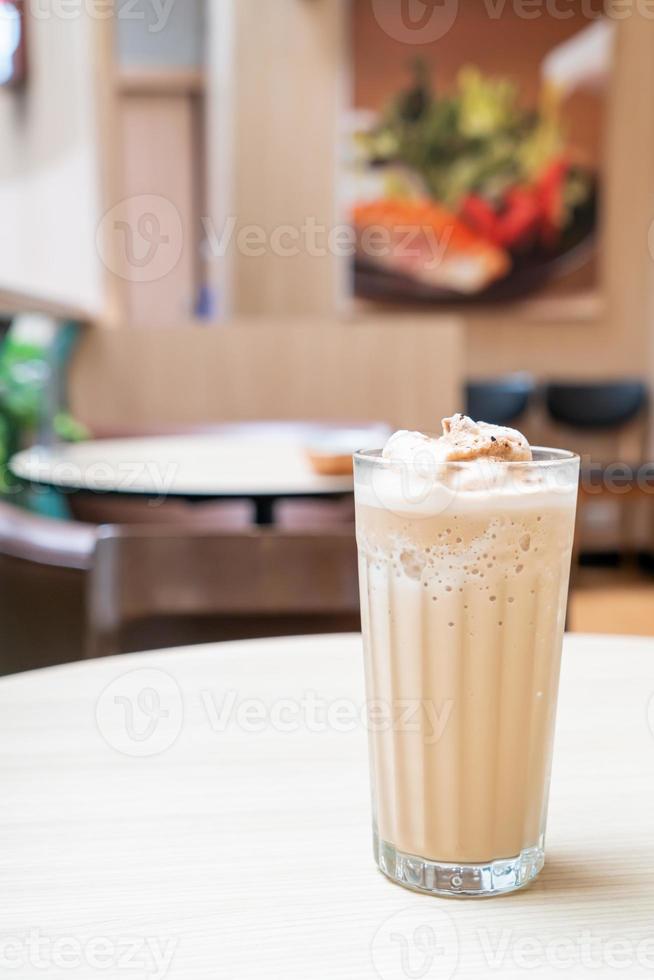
xmin=348 ymin=1 xmax=609 ymax=306
xmin=0 ymin=0 xmax=26 ymax=87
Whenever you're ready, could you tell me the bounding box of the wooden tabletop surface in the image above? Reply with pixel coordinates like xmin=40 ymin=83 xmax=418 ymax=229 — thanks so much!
xmin=1 ymin=632 xmax=654 ymax=979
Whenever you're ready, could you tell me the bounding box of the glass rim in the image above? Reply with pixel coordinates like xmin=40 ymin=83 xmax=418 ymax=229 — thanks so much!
xmin=353 ymin=446 xmax=580 ymax=468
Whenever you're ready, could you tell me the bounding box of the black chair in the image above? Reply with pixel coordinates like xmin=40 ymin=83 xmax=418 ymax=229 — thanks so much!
xmin=544 ymin=381 xmax=648 ymax=431
xmin=465 ymin=374 xmax=535 ymax=427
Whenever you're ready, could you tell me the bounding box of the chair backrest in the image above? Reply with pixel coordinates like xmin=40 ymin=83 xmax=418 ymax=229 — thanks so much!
xmin=465 ymin=374 xmax=535 ymax=427
xmin=542 ymin=380 xmax=649 ymax=464
xmin=0 ymin=500 xmax=96 ymax=570
xmin=544 ymin=381 xmax=648 ymax=430
xmin=87 ymin=526 xmax=360 ymax=658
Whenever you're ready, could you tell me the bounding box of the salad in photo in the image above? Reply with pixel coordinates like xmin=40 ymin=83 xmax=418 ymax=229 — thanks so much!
xmin=353 ymin=61 xmax=596 ymax=302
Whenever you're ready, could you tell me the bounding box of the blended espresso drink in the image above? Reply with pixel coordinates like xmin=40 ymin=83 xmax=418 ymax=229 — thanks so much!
xmin=354 ymin=416 xmax=579 ymax=897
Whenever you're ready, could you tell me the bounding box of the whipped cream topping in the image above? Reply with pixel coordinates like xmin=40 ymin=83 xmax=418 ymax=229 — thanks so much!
xmin=383 ymin=415 xmax=533 ymax=464
xmin=359 ymin=415 xmax=578 ymax=517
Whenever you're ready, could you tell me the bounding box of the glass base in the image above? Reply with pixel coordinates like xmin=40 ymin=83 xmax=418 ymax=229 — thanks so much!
xmin=374 ymin=830 xmax=545 ymax=898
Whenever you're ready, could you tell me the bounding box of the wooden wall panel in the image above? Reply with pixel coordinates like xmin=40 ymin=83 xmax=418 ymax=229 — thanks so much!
xmin=117 ymin=94 xmax=199 ymax=328
xmin=70 ymin=318 xmax=463 ymax=433
xmin=207 ymin=0 xmax=348 ymax=317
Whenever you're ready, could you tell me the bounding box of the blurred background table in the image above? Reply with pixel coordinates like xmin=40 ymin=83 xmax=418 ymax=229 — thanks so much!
xmin=1 ymin=632 xmax=653 ymax=979
xmin=9 ymin=421 xmax=387 ymax=526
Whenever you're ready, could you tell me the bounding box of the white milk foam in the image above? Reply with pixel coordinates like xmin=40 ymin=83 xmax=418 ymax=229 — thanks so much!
xmin=356 ymin=456 xmax=577 ymax=519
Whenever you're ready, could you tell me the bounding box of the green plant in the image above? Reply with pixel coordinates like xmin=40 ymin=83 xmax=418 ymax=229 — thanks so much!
xmin=359 ymin=61 xmax=590 ymax=217
xmin=0 ymin=322 xmax=88 ymax=495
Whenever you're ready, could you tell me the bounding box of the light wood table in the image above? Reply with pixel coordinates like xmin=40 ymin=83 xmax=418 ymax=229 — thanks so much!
xmin=9 ymin=424 xmax=387 ymax=525
xmin=1 ymin=633 xmax=653 ymax=979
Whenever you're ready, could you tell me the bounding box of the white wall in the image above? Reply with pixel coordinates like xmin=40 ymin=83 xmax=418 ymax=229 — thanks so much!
xmin=0 ymin=6 xmax=105 ymax=316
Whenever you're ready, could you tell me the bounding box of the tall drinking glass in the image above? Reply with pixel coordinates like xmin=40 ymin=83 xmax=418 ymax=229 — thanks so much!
xmin=354 ymin=447 xmax=579 ymax=897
